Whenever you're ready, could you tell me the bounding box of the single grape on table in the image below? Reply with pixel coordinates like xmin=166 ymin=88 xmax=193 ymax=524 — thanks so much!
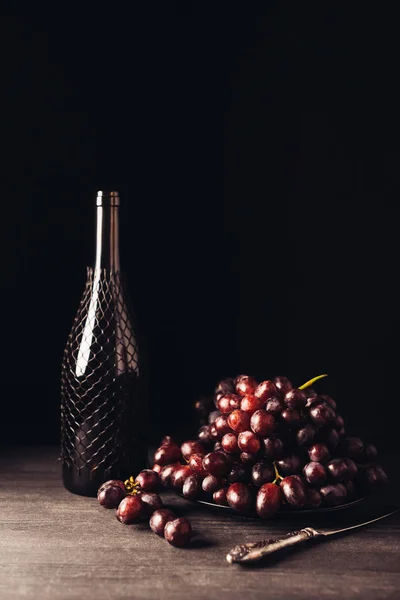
xmin=149 ymin=508 xmax=176 ymax=536
xmin=164 ymin=518 xmax=193 ymax=547
xmin=116 ymin=496 xmax=145 ymax=524
xmin=97 ymin=484 xmax=126 ymax=508
xmin=140 ymin=492 xmax=163 ymax=516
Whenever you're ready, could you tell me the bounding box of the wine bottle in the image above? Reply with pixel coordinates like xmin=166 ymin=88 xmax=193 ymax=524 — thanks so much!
xmin=61 ymin=190 xmax=147 ymax=496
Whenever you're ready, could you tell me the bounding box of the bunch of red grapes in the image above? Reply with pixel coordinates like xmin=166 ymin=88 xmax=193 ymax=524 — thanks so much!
xmin=153 ymin=374 xmax=388 ymax=518
xmin=97 ymin=472 xmax=192 ymax=547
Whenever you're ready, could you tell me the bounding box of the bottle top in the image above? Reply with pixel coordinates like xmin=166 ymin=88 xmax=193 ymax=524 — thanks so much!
xmin=96 ymin=191 xmax=120 ymax=207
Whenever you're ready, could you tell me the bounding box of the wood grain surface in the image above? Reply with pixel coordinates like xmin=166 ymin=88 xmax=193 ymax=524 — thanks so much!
xmin=0 ymin=447 xmax=399 ymax=600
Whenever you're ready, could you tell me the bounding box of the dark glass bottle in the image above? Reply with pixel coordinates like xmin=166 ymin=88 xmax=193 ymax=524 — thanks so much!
xmin=61 ymin=191 xmax=147 ymax=496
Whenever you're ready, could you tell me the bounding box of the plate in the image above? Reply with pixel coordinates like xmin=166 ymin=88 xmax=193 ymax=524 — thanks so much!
xmin=191 ymin=496 xmax=365 ymax=517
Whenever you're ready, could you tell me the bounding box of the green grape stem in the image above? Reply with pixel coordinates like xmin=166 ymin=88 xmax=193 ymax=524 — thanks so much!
xmin=299 ymin=373 xmax=328 ymax=390
xmin=273 ymin=462 xmax=283 ymax=485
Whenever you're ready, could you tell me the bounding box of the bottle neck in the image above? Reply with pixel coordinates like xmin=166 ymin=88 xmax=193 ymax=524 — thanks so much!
xmin=94 ymin=191 xmax=120 ymax=272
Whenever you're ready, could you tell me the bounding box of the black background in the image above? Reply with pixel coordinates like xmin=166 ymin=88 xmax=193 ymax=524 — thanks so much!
xmin=1 ymin=6 xmax=399 ymax=452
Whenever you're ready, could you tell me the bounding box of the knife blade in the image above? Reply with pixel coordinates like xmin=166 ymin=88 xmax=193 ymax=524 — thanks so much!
xmin=226 ymin=506 xmax=399 ymax=565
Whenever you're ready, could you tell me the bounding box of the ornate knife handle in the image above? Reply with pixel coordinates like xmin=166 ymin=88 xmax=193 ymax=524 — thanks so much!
xmin=226 ymin=527 xmax=323 ymax=565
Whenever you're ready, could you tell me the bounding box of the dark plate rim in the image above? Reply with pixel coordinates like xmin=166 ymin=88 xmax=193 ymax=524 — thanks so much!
xmin=192 ymin=496 xmax=365 ymax=516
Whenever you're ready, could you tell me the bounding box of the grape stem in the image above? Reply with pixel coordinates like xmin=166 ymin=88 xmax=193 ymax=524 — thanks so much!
xmin=272 ymin=462 xmax=283 ymax=485
xmin=124 ymin=476 xmax=141 ymax=495
xmin=299 ymin=373 xmax=328 ymax=390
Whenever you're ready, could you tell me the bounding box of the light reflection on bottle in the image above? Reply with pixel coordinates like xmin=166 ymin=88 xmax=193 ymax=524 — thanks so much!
xmin=75 ymin=205 xmax=103 ymax=377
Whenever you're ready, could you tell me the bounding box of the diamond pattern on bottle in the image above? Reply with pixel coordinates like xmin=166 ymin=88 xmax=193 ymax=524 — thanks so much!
xmin=61 ymin=267 xmax=140 ymax=477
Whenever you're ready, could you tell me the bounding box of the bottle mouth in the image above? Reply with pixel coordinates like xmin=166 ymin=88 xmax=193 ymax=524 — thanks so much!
xmin=96 ymin=191 xmax=120 ymax=206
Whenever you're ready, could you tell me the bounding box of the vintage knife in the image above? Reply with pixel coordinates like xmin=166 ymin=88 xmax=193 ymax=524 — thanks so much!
xmin=226 ymin=507 xmax=398 ymax=565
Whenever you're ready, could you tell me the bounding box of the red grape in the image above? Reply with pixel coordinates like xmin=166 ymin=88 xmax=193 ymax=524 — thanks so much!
xmin=308 ymin=443 xmax=330 ymax=463
xmin=228 ymin=463 xmax=249 ymax=483
xmin=215 ymin=378 xmax=236 ymax=397
xmin=363 ymin=464 xmax=388 ymax=487
xmin=221 ymin=432 xmax=239 ymax=454
xmin=136 ymin=469 xmax=160 ymax=492
xmin=306 ymin=488 xmax=322 ymax=508
xmin=97 ymin=485 xmax=126 ymax=508
xmin=343 ymin=457 xmax=358 ymax=479
xmin=240 ymin=451 xmax=258 ymax=465
xmin=309 ymin=403 xmax=336 ymax=427
xmin=154 ymin=444 xmax=181 ymax=466
xmin=198 ymin=425 xmax=213 ymax=445
xmin=341 ymin=437 xmax=364 ymax=459
xmin=170 ymin=465 xmax=193 ymax=491
xmin=250 ymin=410 xmax=276 ymax=436
xmin=160 ymin=462 xmax=181 ymax=488
xmin=161 ymin=436 xmax=177 ymax=446
xmin=276 ymin=454 xmax=303 ymax=475
xmin=149 ymin=508 xmax=176 ymax=536
xmin=326 ymin=458 xmax=348 ymax=482
xmin=208 ymin=410 xmax=220 ymax=424
xmin=202 ymin=474 xmax=222 ymax=493
xmin=281 ymin=407 xmax=302 ymax=428
xmin=323 ymin=427 xmax=340 ymax=450
xmin=320 ymin=394 xmax=337 ymax=411
xmin=296 ymin=424 xmax=316 ymax=447
xmin=273 ymin=376 xmax=292 ymax=395
xmin=189 ymin=453 xmax=208 ymax=477
xmin=254 ymin=380 xmax=278 ymax=403
xmin=334 ymin=415 xmax=345 ymax=431
xmin=227 ymin=409 xmax=251 ymax=433
xmin=140 ymin=492 xmax=163 ymax=516
xmin=251 ymin=461 xmax=275 ymax=486
xmin=182 ymin=474 xmax=201 ymax=500
xmin=320 ymin=483 xmax=347 ymax=506
xmin=116 ymin=495 xmax=145 ymax=524
xmin=263 ymin=437 xmax=284 ymax=459
xmin=164 ymin=518 xmax=192 ymax=547
xmin=217 ymin=447 xmax=234 ymax=463
xmin=98 ymin=479 xmax=125 ymax=494
xmin=240 ymin=394 xmax=263 ymax=413
xmin=181 ymin=440 xmax=204 ymax=461
xmin=256 ymin=482 xmax=282 ymax=519
xmin=236 ymin=375 xmax=258 ymax=396
xmin=306 ymin=394 xmax=322 ymax=408
xmin=280 ymin=475 xmax=308 ymax=508
xmin=209 ymin=423 xmax=219 ymax=440
xmin=214 ymin=415 xmax=231 ymax=436
xmin=265 ymin=396 xmax=285 ymax=416
xmin=152 ymin=464 xmax=163 ymax=475
xmin=202 ymin=452 xmax=230 ymax=477
xmin=284 ymin=389 xmax=307 ymax=409
xmin=213 ymin=487 xmax=229 ymax=505
xmin=363 ymin=443 xmax=378 ymax=461
xmin=226 ymin=482 xmax=253 ymax=514
xmin=303 ymin=462 xmax=327 ymax=485
xmin=238 ymin=431 xmax=260 ymax=454
xmin=217 ymin=393 xmax=241 ymax=415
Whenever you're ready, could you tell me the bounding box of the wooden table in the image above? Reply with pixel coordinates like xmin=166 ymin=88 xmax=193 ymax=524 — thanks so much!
xmin=1 ymin=447 xmax=399 ymax=600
